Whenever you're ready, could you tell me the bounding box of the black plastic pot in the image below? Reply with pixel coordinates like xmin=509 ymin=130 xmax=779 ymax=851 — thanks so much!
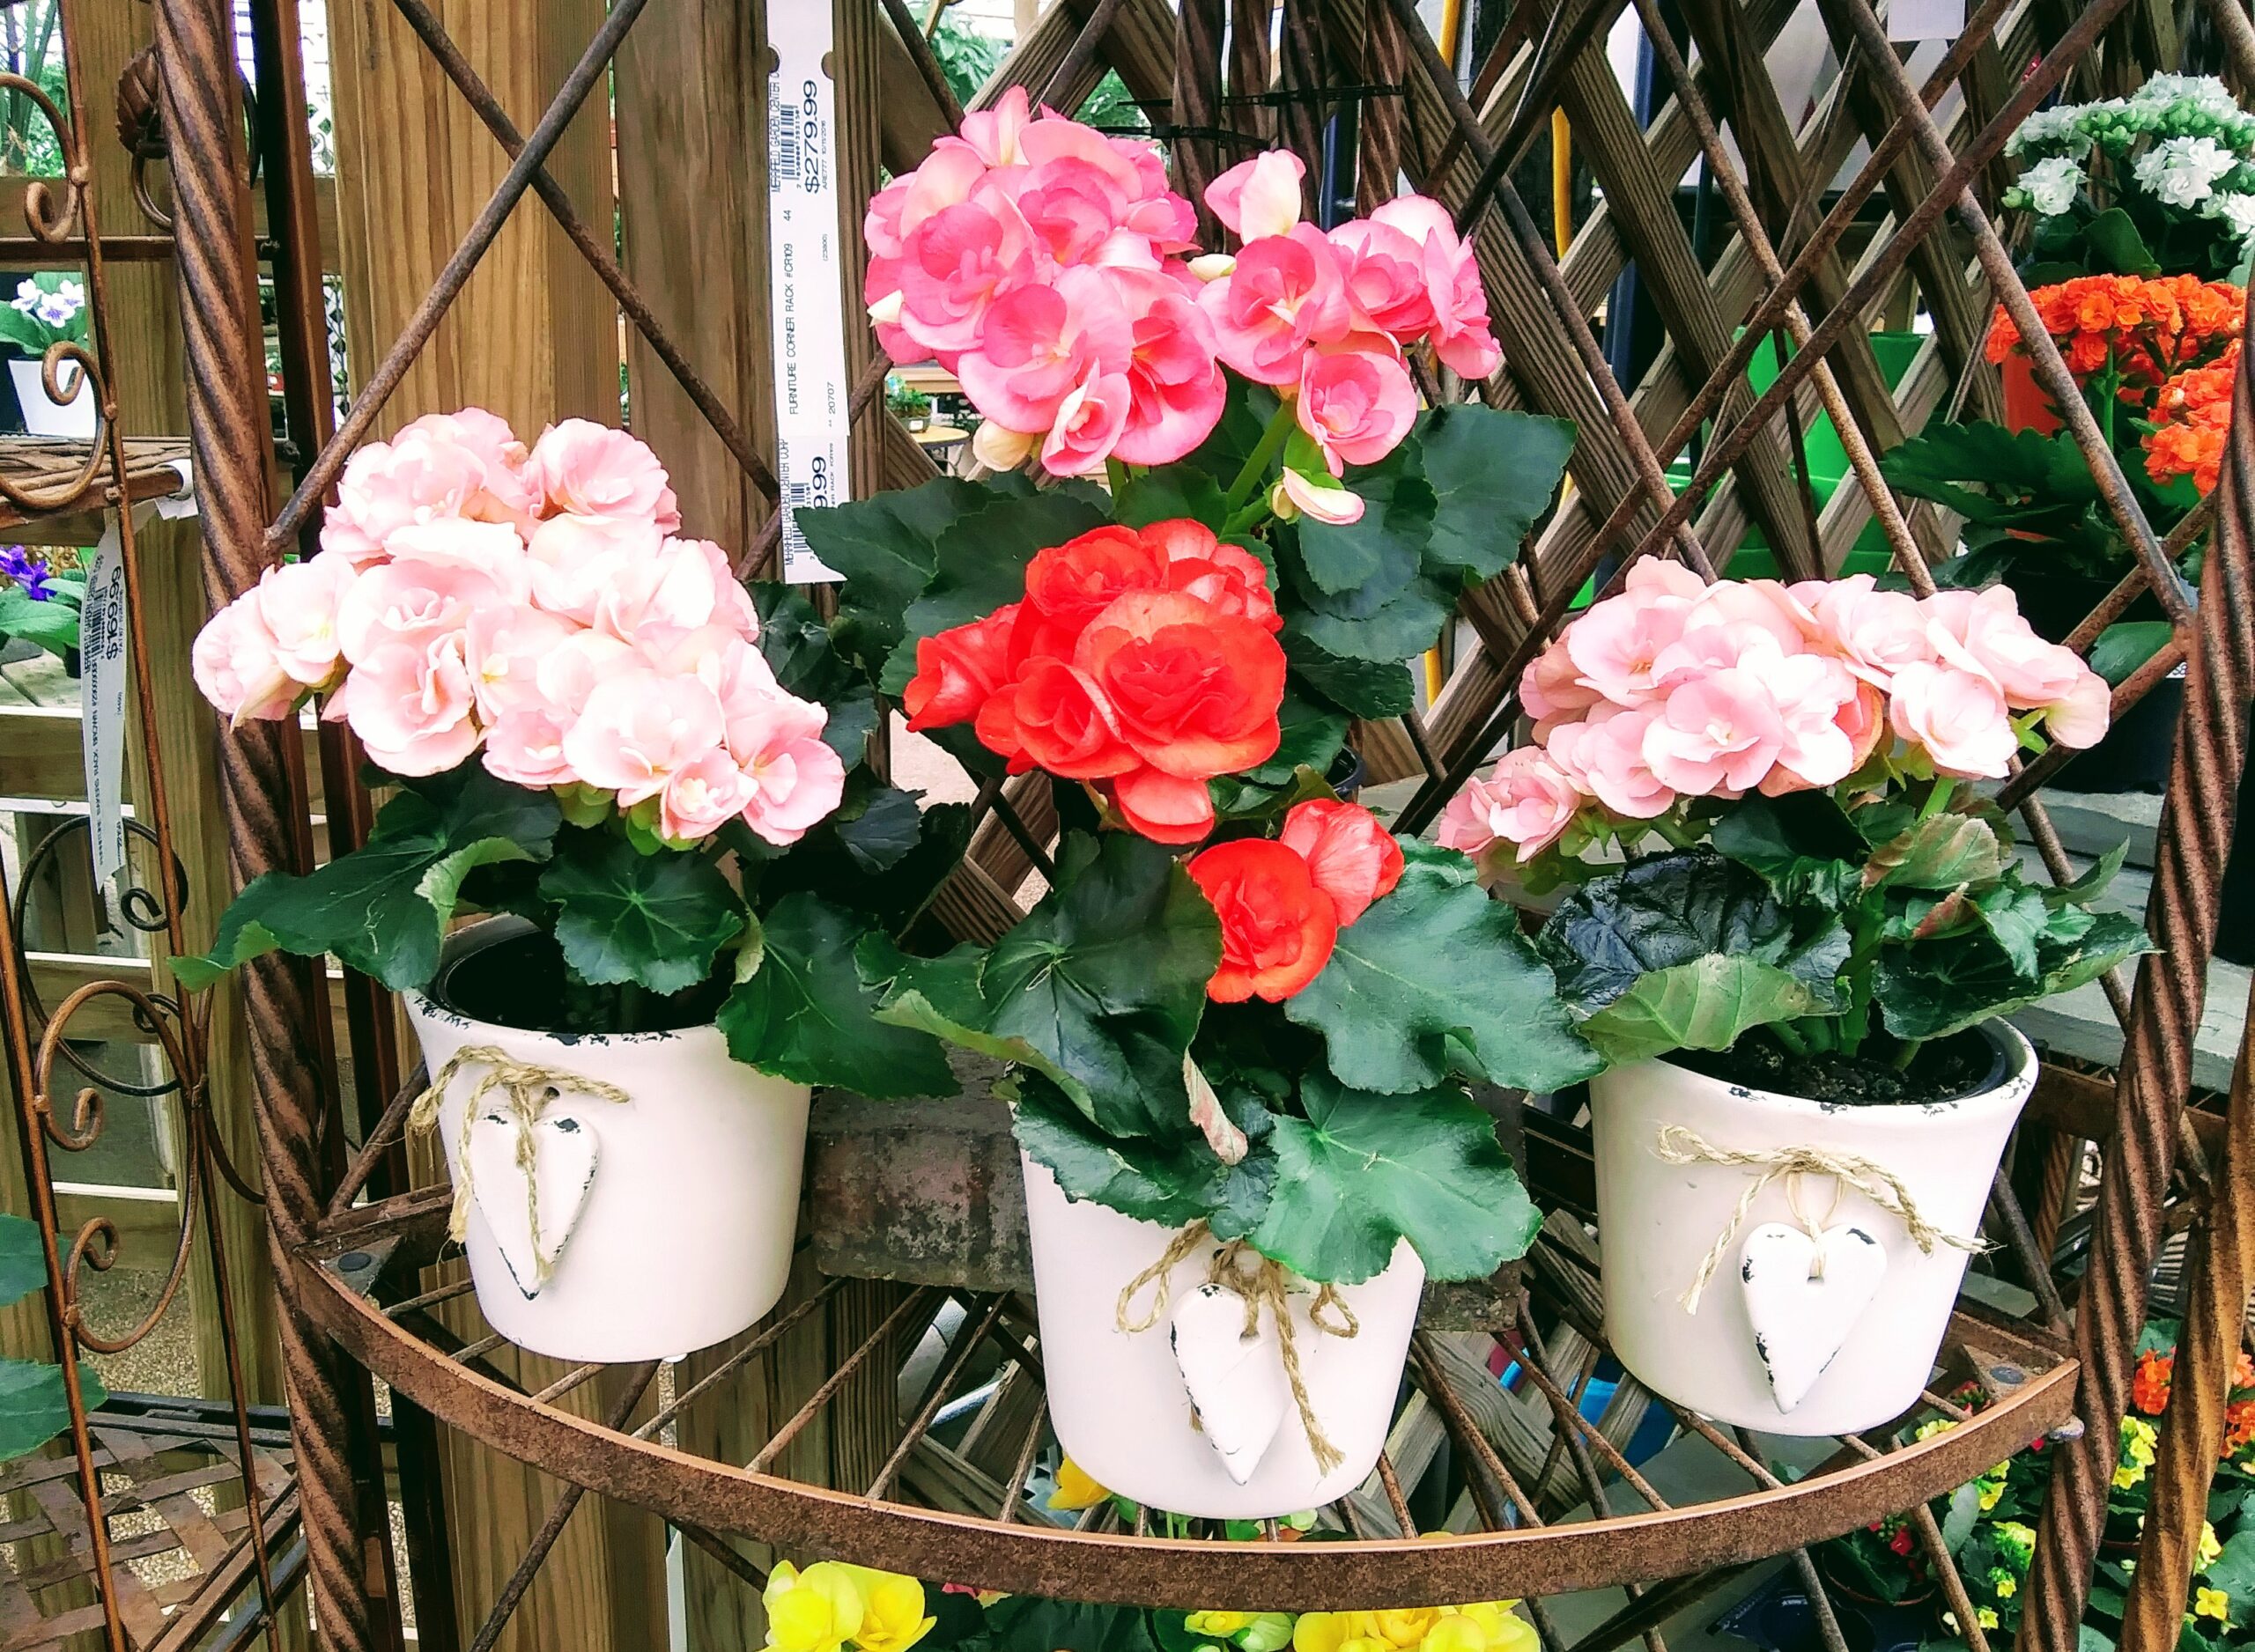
xmin=2216 ymin=747 xmax=2255 ymax=968
xmin=2055 ymin=672 xmax=2184 ymax=795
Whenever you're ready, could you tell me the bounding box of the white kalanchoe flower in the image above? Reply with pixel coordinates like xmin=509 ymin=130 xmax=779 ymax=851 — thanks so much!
xmin=2205 ymin=191 xmax=2255 ymax=243
xmin=2135 ymin=75 xmax=2241 ymax=121
xmin=2007 ymin=105 xmax=2094 ymax=159
xmin=2017 ymin=156 xmax=2085 ymax=217
xmin=2134 ymin=135 xmax=2239 ymax=208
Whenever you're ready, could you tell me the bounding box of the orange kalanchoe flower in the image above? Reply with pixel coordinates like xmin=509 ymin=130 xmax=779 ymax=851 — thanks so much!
xmin=2133 ymin=1347 xmax=2175 ymax=1416
xmin=1988 ymin=275 xmax=2244 ymax=401
xmin=2144 ymin=340 xmax=2242 ymax=498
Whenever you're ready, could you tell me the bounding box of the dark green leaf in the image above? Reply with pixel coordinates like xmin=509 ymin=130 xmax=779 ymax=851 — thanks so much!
xmin=1281 ymin=642 xmax=1416 ymax=719
xmin=1293 ymin=446 xmax=1433 ymax=596
xmin=1113 ymin=465 xmax=1231 ymax=530
xmin=2084 ymin=206 xmax=2161 ymax=277
xmin=718 ymin=894 xmax=957 ymax=1096
xmin=978 ymin=1597 xmax=1164 ymax=1652
xmin=1874 ymin=910 xmax=2152 ymax=1041
xmin=879 ymin=488 xmax=1112 ymax=696
xmin=1283 ymin=571 xmax=1457 ymax=663
xmin=2089 ymin=621 xmax=2175 ymax=687
xmin=174 ymin=769 xmax=561 ymax=992
xmin=1287 ymin=843 xmax=1600 ymax=1094
xmin=879 ymin=833 xmax=1220 ymax=1133
xmin=2046 ymin=841 xmax=2127 ymax=909
xmin=794 ymin=476 xmax=1022 ymax=673
xmin=0 ymin=1214 xmax=47 ymax=1309
xmin=1248 ymin=1074 xmax=1537 ymax=1284
xmin=0 ymin=1356 xmax=105 ymax=1463
xmin=1011 ymin=1071 xmax=1240 ymax=1229
xmin=539 ymin=836 xmax=744 ymax=993
xmin=1415 ymin=404 xmax=1576 ymax=579
xmin=0 ymin=586 xmax=78 ymax=657
xmin=1974 ymin=881 xmax=2051 ymax=978
xmin=1536 ymin=850 xmax=1848 ymax=1014
xmin=1711 ymin=793 xmax=1864 ymax=909
xmin=833 ymin=784 xmax=926 ymax=874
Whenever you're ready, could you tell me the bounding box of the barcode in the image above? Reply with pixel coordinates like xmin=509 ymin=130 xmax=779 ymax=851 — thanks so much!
xmin=770 ymin=118 xmax=801 ymax=189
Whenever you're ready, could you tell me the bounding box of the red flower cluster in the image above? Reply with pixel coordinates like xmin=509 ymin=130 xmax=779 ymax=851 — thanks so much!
xmin=1986 ymin=276 xmax=2244 ymax=400
xmin=1187 ymin=800 xmax=1403 ymax=1002
xmin=2144 ymin=340 xmax=2242 ymax=497
xmin=902 ymin=519 xmax=1288 ymax=844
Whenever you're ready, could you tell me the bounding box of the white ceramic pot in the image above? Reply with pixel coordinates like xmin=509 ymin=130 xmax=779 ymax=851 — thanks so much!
xmin=404 ymin=919 xmax=810 ymax=1363
xmin=1590 ymin=1021 xmax=2037 ymax=1436
xmin=1021 ymin=1155 xmax=1423 ymax=1518
xmin=11 ymin=357 xmax=95 ymax=439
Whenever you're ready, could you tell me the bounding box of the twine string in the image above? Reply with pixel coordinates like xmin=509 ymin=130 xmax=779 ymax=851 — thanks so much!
xmin=1113 ymin=1219 xmax=1360 ymax=1476
xmin=1652 ymin=1124 xmax=1983 ymax=1314
xmin=408 ymin=1044 xmax=634 ymax=1284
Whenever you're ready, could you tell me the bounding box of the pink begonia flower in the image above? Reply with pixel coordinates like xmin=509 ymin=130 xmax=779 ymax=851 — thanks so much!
xmin=1018 ymin=118 xmax=1195 ymax=253
xmin=1624 ymin=557 xmax=1709 ymax=601
xmin=1520 ymin=639 xmax=1605 ymax=736
xmin=957 ymin=86 xmax=1031 ymax=168
xmin=534 ymin=628 xmax=639 ymax=719
xmin=1437 ymin=746 xmax=1585 ymax=858
xmin=1792 ymin=573 xmax=1932 ymax=687
xmin=658 ymin=747 xmax=759 ymax=844
xmin=1197 ymin=224 xmax=1349 ymax=386
xmin=1270 ymin=466 xmax=1364 ymax=524
xmin=482 ymin=706 xmax=579 ymax=789
xmin=1296 ymin=341 xmax=1418 ymax=473
xmin=2039 ymin=670 xmax=2111 ymax=749
xmin=865 ymin=143 xmax=987 ymax=262
xmin=524 ymin=513 xmax=665 ymax=625
xmin=593 ymin=534 xmax=737 ymax=643
xmin=1888 ymin=660 xmax=2018 ymax=778
xmin=1563 ymin=582 xmax=1693 ymax=706
xmin=1681 ymin=578 xmax=1814 ymax=655
xmin=1641 ymin=670 xmax=1786 ymax=796
xmin=1562 ymin=704 xmax=1679 ymax=818
xmin=464 ymin=603 xmax=577 ymax=721
xmin=1326 ymin=218 xmax=1437 ymax=340
xmin=381 ymin=519 xmax=533 ymax=601
xmin=251 ymin=554 xmax=355 ymax=689
xmin=321 ymin=419 xmax=492 ymax=566
xmin=1369 ymin=195 xmax=1501 ymax=378
xmin=727 ymin=690 xmax=847 ymax=846
xmin=334 ymin=555 xmax=514 ymax=667
xmin=561 ymin=669 xmax=728 ymax=807
xmin=1016 ymin=157 xmax=1161 ymax=272
xmin=528 ymin=419 xmax=680 ymax=531
xmin=191 ymin=594 xmax=299 ymax=725
xmin=1109 ymin=268 xmax=1226 ymax=466
xmin=339 ymin=635 xmax=482 ymax=777
xmin=1746 ymin=650 xmax=1862 ymax=792
xmin=956 ymin=266 xmax=1132 ymax=436
xmin=1039 ymin=367 xmax=1134 ymax=476
xmin=890 ymin=193 xmax=1046 ymax=359
xmin=1206 ymin=151 xmax=1305 ymax=240
xmin=1930 ymin=585 xmax=2093 ymax=711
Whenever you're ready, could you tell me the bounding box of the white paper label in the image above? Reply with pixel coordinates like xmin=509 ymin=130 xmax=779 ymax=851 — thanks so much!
xmin=765 ymin=4 xmax=850 ymax=584
xmin=78 ymin=517 xmax=127 ymax=889
xmin=1888 ymin=0 xmax=1962 ymax=40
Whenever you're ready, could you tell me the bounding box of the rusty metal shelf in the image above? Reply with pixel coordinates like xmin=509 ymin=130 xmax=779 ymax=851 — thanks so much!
xmin=0 ymin=435 xmax=192 ymax=542
xmin=294 ymin=1172 xmax=2079 ymax=1622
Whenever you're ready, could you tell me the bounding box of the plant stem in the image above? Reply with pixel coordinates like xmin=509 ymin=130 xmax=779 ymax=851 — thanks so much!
xmin=1771 ymin=1020 xmax=1812 ymax=1057
xmin=1919 ymin=777 xmax=1956 ymax=822
xmin=1105 ymin=456 xmax=1130 ymax=498
xmin=1224 ymin=400 xmax=1298 ymax=515
xmin=1890 ymin=1037 xmax=1923 ymax=1072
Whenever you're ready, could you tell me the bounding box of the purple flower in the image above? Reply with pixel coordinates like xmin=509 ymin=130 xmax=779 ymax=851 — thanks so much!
xmin=0 ymin=544 xmax=53 ymax=601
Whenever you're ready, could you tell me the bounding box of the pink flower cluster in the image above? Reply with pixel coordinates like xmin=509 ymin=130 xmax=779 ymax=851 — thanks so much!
xmin=863 ymin=93 xmax=1499 ymax=512
xmin=191 ymin=410 xmax=847 ymax=848
xmin=1438 ymin=567 xmax=2111 ymax=861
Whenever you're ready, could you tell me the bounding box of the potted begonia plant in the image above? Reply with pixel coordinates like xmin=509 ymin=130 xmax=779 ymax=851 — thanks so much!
xmin=807 ymin=98 xmax=1597 ymax=1517
xmin=1439 ymin=567 xmax=2144 ymax=1435
xmin=181 ymin=410 xmax=963 ymax=1362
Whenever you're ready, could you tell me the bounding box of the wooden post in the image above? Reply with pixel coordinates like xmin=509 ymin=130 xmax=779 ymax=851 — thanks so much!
xmin=322 ymin=6 xmax=665 ymax=1648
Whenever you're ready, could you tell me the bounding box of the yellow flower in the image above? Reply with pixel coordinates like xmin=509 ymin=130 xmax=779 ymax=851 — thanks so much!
xmin=1371 ymin=1608 xmax=1442 ymax=1648
xmin=763 ymin=1561 xmax=865 ymax=1652
xmin=1914 ymin=1420 xmax=1958 ymax=1443
xmin=2194 ymin=1586 xmax=2231 ymax=1625
xmin=2200 ymin=1522 xmax=2223 ymax=1569
xmin=1239 ymin=1616 xmax=1296 ymax=1652
xmin=1420 ymin=1619 xmax=1489 ymax=1652
xmin=1977 ymin=1608 xmax=2000 ymax=1631
xmin=1191 ymin=1614 xmax=1260 ymax=1639
xmin=1048 ymin=1457 xmax=1111 ymax=1511
xmin=843 ymin=1568 xmax=933 ymax=1652
xmin=1993 ymin=1576 xmax=2016 ymax=1600
xmin=1295 ymin=1613 xmax=1352 ymax=1652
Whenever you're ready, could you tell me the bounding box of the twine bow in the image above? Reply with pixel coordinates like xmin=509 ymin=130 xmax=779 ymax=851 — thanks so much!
xmin=1652 ymin=1124 xmax=1984 ymax=1314
xmin=408 ymin=1044 xmax=634 ymax=1284
xmin=1115 ymin=1221 xmax=1360 ymax=1476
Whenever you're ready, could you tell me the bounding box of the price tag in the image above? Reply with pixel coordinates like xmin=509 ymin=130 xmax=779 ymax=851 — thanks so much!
xmin=78 ymin=515 xmax=127 ymax=889
xmin=1888 ymin=0 xmax=1963 ymax=40
xmin=765 ymin=4 xmax=850 ymax=584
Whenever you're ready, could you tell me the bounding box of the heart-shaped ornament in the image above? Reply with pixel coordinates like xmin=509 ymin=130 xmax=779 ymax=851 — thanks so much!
xmin=1169 ymin=1281 xmax=1290 ymax=1485
xmin=1738 ymin=1221 xmax=1889 ymax=1413
xmin=466 ymin=1108 xmax=600 ymax=1300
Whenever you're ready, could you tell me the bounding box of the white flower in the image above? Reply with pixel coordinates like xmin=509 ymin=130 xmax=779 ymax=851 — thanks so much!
xmin=2008 ymin=105 xmax=2094 ymax=159
xmin=2019 ymin=156 xmax=2085 ymax=216
xmin=2134 ymin=135 xmax=2239 ymax=208
xmin=2206 ymin=191 xmax=2255 ymax=241
xmin=32 ymin=298 xmax=72 ymax=329
xmin=9 ymin=279 xmax=38 ymax=314
xmin=2136 ymin=74 xmax=2241 ymax=120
